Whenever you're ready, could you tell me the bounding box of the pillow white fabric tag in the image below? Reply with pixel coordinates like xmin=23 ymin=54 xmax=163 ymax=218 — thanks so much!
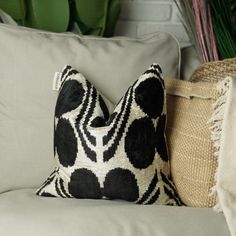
xmin=52 ymin=72 xmax=62 ymax=91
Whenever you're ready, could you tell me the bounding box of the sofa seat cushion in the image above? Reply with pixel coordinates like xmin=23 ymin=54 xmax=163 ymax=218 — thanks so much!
xmin=0 ymin=189 xmax=230 ymax=236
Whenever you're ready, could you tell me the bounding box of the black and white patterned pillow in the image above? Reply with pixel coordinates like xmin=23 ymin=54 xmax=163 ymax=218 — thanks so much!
xmin=37 ymin=64 xmax=182 ymax=205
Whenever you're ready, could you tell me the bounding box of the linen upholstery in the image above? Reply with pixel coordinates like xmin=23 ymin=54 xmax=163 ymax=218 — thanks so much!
xmin=0 ymin=189 xmax=230 ymax=236
xmin=0 ymin=23 xmax=180 ymax=193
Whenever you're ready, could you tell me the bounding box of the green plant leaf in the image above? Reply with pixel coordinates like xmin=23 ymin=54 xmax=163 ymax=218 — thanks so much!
xmin=210 ymin=0 xmax=236 ymax=59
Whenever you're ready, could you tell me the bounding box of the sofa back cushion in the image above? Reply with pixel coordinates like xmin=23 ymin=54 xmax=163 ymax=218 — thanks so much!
xmin=0 ymin=23 xmax=180 ymax=193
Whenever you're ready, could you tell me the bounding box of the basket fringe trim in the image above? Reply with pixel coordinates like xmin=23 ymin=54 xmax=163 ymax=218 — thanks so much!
xmin=208 ymin=77 xmax=231 ymax=212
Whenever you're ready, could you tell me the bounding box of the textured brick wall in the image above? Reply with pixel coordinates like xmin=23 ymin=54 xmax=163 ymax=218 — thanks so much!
xmin=114 ymin=0 xmax=190 ymax=47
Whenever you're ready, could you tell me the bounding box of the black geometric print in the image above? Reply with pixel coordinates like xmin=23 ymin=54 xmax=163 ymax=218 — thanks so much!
xmin=59 ymin=178 xmax=71 ymax=198
xmin=77 ymin=81 xmax=96 ymax=146
xmin=75 ymin=80 xmax=97 ymax=162
xmin=164 ymin=186 xmax=182 ymax=206
xmin=145 ymin=188 xmax=161 ymax=204
xmin=40 ymin=192 xmax=56 ymax=197
xmin=54 ymin=118 xmax=78 ymax=167
xmin=125 ymin=117 xmax=156 ymax=169
xmin=106 ymin=112 xmax=117 ymax=126
xmin=81 ymin=84 xmax=97 ymax=145
xmin=36 ymin=169 xmax=57 ymax=195
xmin=137 ymin=171 xmax=158 ymax=204
xmin=104 ymin=168 xmax=139 ymax=201
xmin=55 ymin=178 xmax=65 ymax=198
xmin=156 ymin=114 xmax=169 ymax=162
xmin=99 ymin=95 xmax=109 ymax=122
xmin=68 ymin=169 xmax=102 ymax=199
xmin=90 ymin=95 xmax=109 ymax=128
xmin=161 ymin=171 xmax=183 ymax=206
xmin=55 ymin=80 xmax=85 ymax=118
xmin=103 ymin=89 xmax=130 ymax=146
xmin=90 ymin=116 xmax=106 ymax=127
xmin=135 ymin=77 xmax=164 ymax=119
xmin=103 ymin=87 xmax=133 ymax=162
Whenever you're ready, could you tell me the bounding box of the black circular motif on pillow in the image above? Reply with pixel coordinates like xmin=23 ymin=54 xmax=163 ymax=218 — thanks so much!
xmin=89 ymin=96 xmax=110 ymax=128
xmin=40 ymin=192 xmax=56 ymax=197
xmin=55 ymin=118 xmax=78 ymax=167
xmin=125 ymin=117 xmax=156 ymax=169
xmin=155 ymin=114 xmax=168 ymax=161
xmin=135 ymin=77 xmax=164 ymax=119
xmin=104 ymin=168 xmax=139 ymax=201
xmin=152 ymin=64 xmax=162 ymax=74
xmin=53 ymin=122 xmax=57 ymax=156
xmin=68 ymin=169 xmax=102 ymax=199
xmin=55 ymin=80 xmax=85 ymax=118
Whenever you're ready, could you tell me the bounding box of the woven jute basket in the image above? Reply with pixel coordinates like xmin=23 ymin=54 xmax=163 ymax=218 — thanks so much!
xmin=191 ymin=58 xmax=236 ymax=82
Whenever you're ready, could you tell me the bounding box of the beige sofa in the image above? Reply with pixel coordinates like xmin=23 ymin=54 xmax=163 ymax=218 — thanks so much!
xmin=0 ymin=11 xmax=230 ymax=236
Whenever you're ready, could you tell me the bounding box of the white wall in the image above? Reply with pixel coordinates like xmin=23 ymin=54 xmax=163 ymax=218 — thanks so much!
xmin=114 ymin=0 xmax=190 ymax=47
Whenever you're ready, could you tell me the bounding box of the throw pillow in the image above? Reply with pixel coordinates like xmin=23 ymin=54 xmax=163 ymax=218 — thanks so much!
xmin=165 ymin=78 xmax=218 ymax=207
xmin=37 ymin=64 xmax=182 ymax=205
xmin=0 ymin=23 xmax=180 ymax=193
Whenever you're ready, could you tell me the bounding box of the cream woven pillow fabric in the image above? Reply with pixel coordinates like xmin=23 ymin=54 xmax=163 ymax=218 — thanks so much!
xmin=37 ymin=64 xmax=182 ymax=205
xmin=165 ymin=79 xmax=218 ymax=207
